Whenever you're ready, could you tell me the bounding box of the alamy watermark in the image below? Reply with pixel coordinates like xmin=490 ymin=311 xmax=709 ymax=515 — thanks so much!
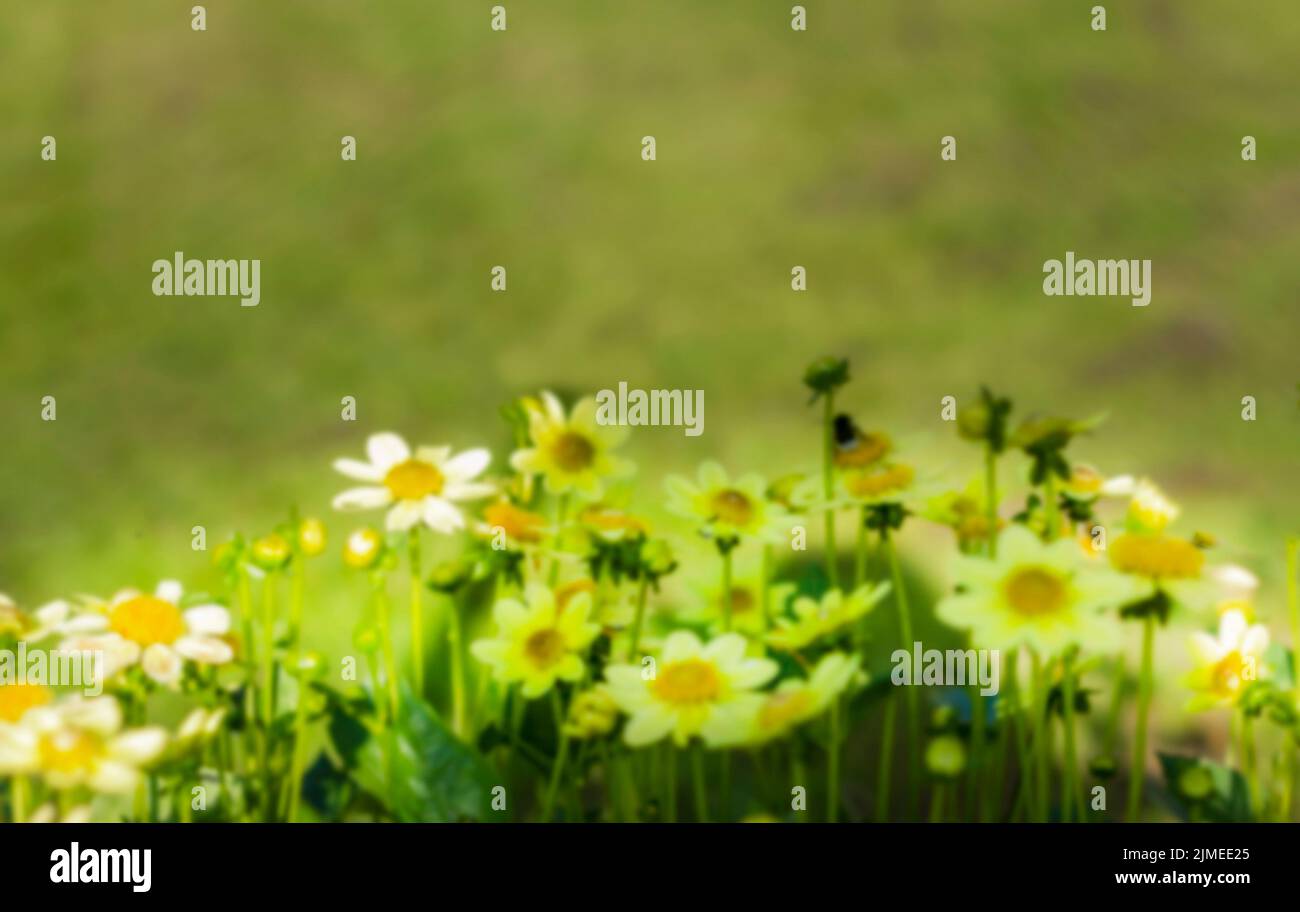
xmin=152 ymin=251 xmax=261 ymax=307
xmin=1 ymin=644 xmax=104 ymax=696
xmin=595 ymin=382 xmax=704 ymax=436
xmin=891 ymin=641 xmax=1000 ymax=696
xmin=1043 ymin=251 xmax=1150 ymax=307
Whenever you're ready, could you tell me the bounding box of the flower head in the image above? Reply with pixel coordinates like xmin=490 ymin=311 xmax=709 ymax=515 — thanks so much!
xmin=665 ymin=462 xmax=787 ymax=545
xmin=745 ymin=652 xmax=861 ymax=744
xmin=1184 ymin=609 xmax=1269 ymax=711
xmin=470 ymin=583 xmax=600 ymax=698
xmin=0 ymin=696 xmax=166 ymax=793
xmin=333 ymin=432 xmax=494 ymax=533
xmin=509 ymin=392 xmax=632 ymax=499
xmin=604 ymin=631 xmax=777 ymax=748
xmin=58 ymin=582 xmax=234 ymax=688
xmin=767 ymin=583 xmax=890 ymax=653
xmin=937 ymin=525 xmax=1131 ymax=656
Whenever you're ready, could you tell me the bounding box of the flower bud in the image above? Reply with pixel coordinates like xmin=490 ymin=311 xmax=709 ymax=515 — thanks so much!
xmin=297 ymin=518 xmax=327 ymax=557
xmin=251 ymin=533 xmax=292 ymax=571
xmin=343 ymin=527 xmax=384 ymax=570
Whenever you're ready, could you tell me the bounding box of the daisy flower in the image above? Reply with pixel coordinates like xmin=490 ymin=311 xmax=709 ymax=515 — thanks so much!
xmin=677 ymin=554 xmax=794 ymax=637
xmin=470 ymin=582 xmax=600 ymax=699
xmin=475 ymin=498 xmax=548 ymax=548
xmin=0 ymin=696 xmax=165 ymax=793
xmin=60 ymin=581 xmax=234 ymax=688
xmin=1184 ymin=609 xmax=1270 ymax=711
xmin=665 ymin=462 xmax=788 ymax=545
xmin=766 ymin=583 xmax=891 ymax=653
xmin=936 ymin=525 xmax=1132 ymax=657
xmin=510 ymin=392 xmax=633 ymax=498
xmin=333 ymin=432 xmax=494 ymax=533
xmin=740 ymin=652 xmax=862 ymax=745
xmin=604 ymin=631 xmax=778 ymax=748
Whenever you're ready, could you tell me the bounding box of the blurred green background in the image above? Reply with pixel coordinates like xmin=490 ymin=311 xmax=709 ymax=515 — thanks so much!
xmin=2 ymin=0 xmax=1298 ymax=679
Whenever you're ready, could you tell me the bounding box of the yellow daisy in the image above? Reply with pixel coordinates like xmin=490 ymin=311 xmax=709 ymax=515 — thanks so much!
xmin=1184 ymin=609 xmax=1269 ymax=711
xmin=936 ymin=525 xmax=1132 ymax=656
xmin=333 ymin=432 xmax=495 ymax=533
xmin=742 ymin=652 xmax=862 ymax=745
xmin=766 ymin=583 xmax=890 ymax=653
xmin=509 ymin=392 xmax=633 ymax=498
xmin=665 ymin=462 xmax=787 ymax=544
xmin=470 ymin=583 xmax=599 ymax=698
xmin=676 ymin=554 xmax=794 ymax=637
xmin=604 ymin=630 xmax=777 ymax=748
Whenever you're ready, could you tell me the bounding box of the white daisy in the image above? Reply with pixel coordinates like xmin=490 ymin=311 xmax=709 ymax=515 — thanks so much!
xmin=59 ymin=581 xmax=234 ymax=688
xmin=333 ymin=432 xmax=495 ymax=533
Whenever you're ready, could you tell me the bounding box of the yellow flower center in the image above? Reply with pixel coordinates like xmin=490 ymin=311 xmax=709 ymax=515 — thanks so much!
xmin=653 ymin=659 xmax=722 ymax=706
xmin=484 ymin=501 xmax=545 ymax=544
xmin=551 ymin=432 xmax=596 ymax=472
xmin=1210 ymin=650 xmax=1247 ymax=696
xmin=1109 ymin=534 xmax=1204 ymax=580
xmin=846 ymin=463 xmax=915 ymax=499
xmin=833 ymin=431 xmax=891 ymax=468
xmin=0 ymin=682 xmax=52 ymax=723
xmin=1003 ymin=567 xmax=1068 ymax=618
xmin=710 ymin=490 xmax=754 ymax=527
xmin=38 ymin=729 xmax=104 ymax=776
xmin=111 ymin=595 xmax=186 ymax=646
xmin=724 ymin=587 xmax=755 ymax=616
xmin=383 ymin=459 xmax=445 ymax=500
xmin=523 ymin=628 xmax=568 ymax=670
xmin=758 ymin=690 xmax=813 ymax=731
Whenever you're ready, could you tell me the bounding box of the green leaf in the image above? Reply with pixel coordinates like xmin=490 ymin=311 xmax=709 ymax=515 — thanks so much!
xmin=351 ymin=685 xmax=496 ymax=822
xmin=1158 ymin=753 xmax=1252 ymax=822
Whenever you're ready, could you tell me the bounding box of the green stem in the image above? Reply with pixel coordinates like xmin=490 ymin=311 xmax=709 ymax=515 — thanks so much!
xmin=929 ymin=783 xmax=946 ymax=823
xmin=375 ymin=584 xmax=400 ymax=721
xmin=1240 ymin=711 xmax=1259 ymax=816
xmin=1061 ymin=653 xmax=1080 ymax=823
xmin=626 ymin=576 xmax=650 ymax=661
xmin=11 ymin=776 xmax=29 ymax=824
xmin=447 ymin=592 xmax=467 ymax=737
xmin=283 ymin=679 xmax=309 ymax=822
xmin=885 ymin=532 xmax=919 ymax=819
xmin=541 ymin=690 xmax=570 ymax=821
xmin=261 ymin=573 xmax=277 ymax=727
xmin=875 ymin=698 xmax=897 ymax=822
xmin=828 ymin=696 xmax=842 ymax=822
xmin=408 ymin=529 xmax=424 ymax=698
xmin=968 ymin=633 xmax=986 ymax=820
xmin=984 ymin=444 xmax=999 ymax=557
xmin=822 ymin=392 xmax=839 ymax=587
xmin=690 ymin=744 xmax=709 ymax=823
xmin=854 ymin=507 xmax=869 ymax=587
xmin=1127 ymin=614 xmax=1156 ymax=821
xmin=1031 ymin=651 xmax=1049 ymax=821
xmin=719 ymin=546 xmax=734 ymax=632
xmin=664 ymin=744 xmax=678 ymax=823
xmin=290 ymin=553 xmax=305 ymax=647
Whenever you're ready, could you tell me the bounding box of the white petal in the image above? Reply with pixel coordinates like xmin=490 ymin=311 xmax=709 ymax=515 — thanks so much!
xmin=441 ymin=480 xmax=496 ymax=502
xmin=332 ymin=486 xmax=392 ymax=511
xmin=441 ymin=448 xmax=491 ymax=482
xmin=109 ymin=728 xmax=168 ymax=765
xmin=422 ymin=498 xmax=465 ymax=534
xmin=383 ymin=500 xmax=421 ymax=531
xmin=88 ymin=761 xmax=140 ymax=794
xmin=333 ymin=457 xmax=384 ymax=482
xmin=141 ymin=644 xmax=183 ymax=686
xmin=174 ymin=636 xmax=234 ymax=665
xmin=155 ymin=580 xmax=184 ymax=604
xmin=184 ymin=604 xmax=231 ymax=636
xmin=367 ymin=432 xmax=410 ymax=471
xmin=59 ymin=697 xmax=122 ymax=735
xmin=33 ymin=600 xmax=70 ymax=626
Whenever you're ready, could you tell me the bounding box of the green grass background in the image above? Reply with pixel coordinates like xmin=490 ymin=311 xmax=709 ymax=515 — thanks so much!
xmin=2 ymin=0 xmax=1298 ymax=693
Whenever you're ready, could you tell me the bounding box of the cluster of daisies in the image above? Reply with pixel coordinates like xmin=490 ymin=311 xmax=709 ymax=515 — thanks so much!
xmin=1 ymin=361 xmax=1296 ymax=823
